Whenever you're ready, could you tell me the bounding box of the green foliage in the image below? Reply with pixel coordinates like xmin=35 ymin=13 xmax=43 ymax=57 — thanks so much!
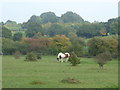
xmin=69 ymin=52 xmax=80 ymax=66
xmin=104 ymin=17 xmax=118 ymax=34
xmin=36 ymin=53 xmax=42 ymax=60
xmin=76 ymin=23 xmax=105 ymax=38
xmin=33 ymin=52 xmax=42 ymax=59
xmin=51 ymin=35 xmax=72 ymax=53
xmin=22 ymin=15 xmax=41 ymax=29
xmin=33 ymin=32 xmax=43 ymax=39
xmin=60 ymin=11 xmax=84 ymax=23
xmin=3 ymin=20 xmax=22 ymax=31
xmin=13 ymin=51 xmax=21 ymax=59
xmin=25 ymin=21 xmax=43 ymax=37
xmin=69 ymin=43 xmax=83 ymax=57
xmin=2 ymin=38 xmax=15 ymax=55
xmin=94 ymin=52 xmax=112 ymax=68
xmin=25 ymin=52 xmax=37 ymax=61
xmin=109 ymin=22 xmax=118 ymax=35
xmin=47 ymin=24 xmax=69 ymax=37
xmin=40 ymin=12 xmax=58 ymax=24
xmin=2 ymin=26 xmax=12 ymax=39
xmin=14 ymin=41 xmax=29 ymax=55
xmin=2 ymin=38 xmax=29 ymax=55
xmin=13 ymin=32 xmax=23 ymax=41
xmin=88 ymin=36 xmax=118 ymax=57
xmin=68 ymin=35 xmax=85 ymax=57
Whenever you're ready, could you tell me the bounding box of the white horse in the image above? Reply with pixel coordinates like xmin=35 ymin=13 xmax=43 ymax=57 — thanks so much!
xmin=57 ymin=52 xmax=70 ymax=62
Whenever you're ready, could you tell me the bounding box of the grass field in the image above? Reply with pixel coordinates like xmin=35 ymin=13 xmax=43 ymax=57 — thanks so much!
xmin=2 ymin=55 xmax=118 ymax=88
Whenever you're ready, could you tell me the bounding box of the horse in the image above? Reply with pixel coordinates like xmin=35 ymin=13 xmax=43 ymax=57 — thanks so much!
xmin=57 ymin=52 xmax=70 ymax=62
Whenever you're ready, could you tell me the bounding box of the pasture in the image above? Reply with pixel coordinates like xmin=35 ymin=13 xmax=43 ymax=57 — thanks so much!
xmin=2 ymin=55 xmax=118 ymax=88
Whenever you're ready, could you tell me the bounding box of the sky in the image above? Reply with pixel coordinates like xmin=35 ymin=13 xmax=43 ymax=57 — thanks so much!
xmin=0 ymin=0 xmax=119 ymax=23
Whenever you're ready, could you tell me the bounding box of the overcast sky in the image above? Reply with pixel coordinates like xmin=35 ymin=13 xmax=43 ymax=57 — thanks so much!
xmin=0 ymin=0 xmax=119 ymax=23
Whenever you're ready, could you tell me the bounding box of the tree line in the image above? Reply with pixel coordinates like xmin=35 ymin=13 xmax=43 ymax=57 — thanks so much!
xmin=1 ymin=11 xmax=118 ymax=59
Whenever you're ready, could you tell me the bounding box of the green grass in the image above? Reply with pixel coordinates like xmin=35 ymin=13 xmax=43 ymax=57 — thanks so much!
xmin=2 ymin=55 xmax=118 ymax=88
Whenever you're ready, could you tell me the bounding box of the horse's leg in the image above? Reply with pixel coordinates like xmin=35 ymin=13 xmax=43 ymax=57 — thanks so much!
xmin=66 ymin=58 xmax=69 ymax=62
xmin=61 ymin=58 xmax=63 ymax=63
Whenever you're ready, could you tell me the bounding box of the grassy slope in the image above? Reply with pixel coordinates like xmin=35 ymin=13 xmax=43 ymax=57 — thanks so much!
xmin=2 ymin=55 xmax=118 ymax=88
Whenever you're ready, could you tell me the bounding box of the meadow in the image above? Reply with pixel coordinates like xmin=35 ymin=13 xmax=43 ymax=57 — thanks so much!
xmin=2 ymin=55 xmax=118 ymax=88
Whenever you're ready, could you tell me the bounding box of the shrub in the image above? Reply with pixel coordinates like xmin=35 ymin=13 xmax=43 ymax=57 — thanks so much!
xmin=36 ymin=53 xmax=42 ymax=60
xmin=88 ymin=36 xmax=118 ymax=57
xmin=14 ymin=41 xmax=29 ymax=55
xmin=23 ymin=38 xmax=51 ymax=54
xmin=13 ymin=51 xmax=21 ymax=59
xmin=2 ymin=38 xmax=16 ymax=55
xmin=69 ymin=52 xmax=80 ymax=66
xmin=94 ymin=52 xmax=112 ymax=69
xmin=25 ymin=52 xmax=37 ymax=61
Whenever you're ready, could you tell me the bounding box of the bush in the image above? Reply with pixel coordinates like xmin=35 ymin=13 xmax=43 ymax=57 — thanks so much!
xmin=14 ymin=41 xmax=29 ymax=55
xmin=94 ymin=52 xmax=112 ymax=69
xmin=25 ymin=52 xmax=37 ymax=61
xmin=36 ymin=53 xmax=42 ymax=59
xmin=2 ymin=38 xmax=16 ymax=55
xmin=69 ymin=52 xmax=80 ymax=66
xmin=88 ymin=36 xmax=118 ymax=57
xmin=13 ymin=51 xmax=21 ymax=59
xmin=23 ymin=38 xmax=51 ymax=54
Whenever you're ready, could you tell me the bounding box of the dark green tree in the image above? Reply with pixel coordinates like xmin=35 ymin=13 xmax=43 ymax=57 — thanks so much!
xmin=109 ymin=22 xmax=118 ymax=35
xmin=25 ymin=22 xmax=43 ymax=37
xmin=13 ymin=32 xmax=23 ymax=41
xmin=22 ymin=15 xmax=41 ymax=29
xmin=76 ymin=23 xmax=105 ymax=38
xmin=2 ymin=38 xmax=15 ymax=55
xmin=60 ymin=11 xmax=84 ymax=23
xmin=2 ymin=26 xmax=12 ymax=39
xmin=47 ymin=24 xmax=68 ymax=37
xmin=40 ymin=12 xmax=58 ymax=24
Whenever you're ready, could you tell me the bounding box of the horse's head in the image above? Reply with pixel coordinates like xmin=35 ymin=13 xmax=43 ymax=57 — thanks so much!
xmin=57 ymin=57 xmax=59 ymax=61
xmin=57 ymin=54 xmax=62 ymax=61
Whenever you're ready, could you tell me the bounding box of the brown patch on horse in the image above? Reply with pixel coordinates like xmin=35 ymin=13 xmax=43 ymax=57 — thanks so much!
xmin=64 ymin=54 xmax=68 ymax=58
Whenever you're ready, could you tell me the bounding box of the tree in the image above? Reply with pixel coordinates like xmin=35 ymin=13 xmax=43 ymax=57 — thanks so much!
xmin=69 ymin=52 xmax=80 ymax=66
xmin=4 ymin=20 xmax=22 ymax=31
xmin=22 ymin=15 xmax=41 ymax=29
xmin=50 ymin=35 xmax=72 ymax=53
xmin=2 ymin=26 xmax=12 ymax=39
xmin=14 ymin=41 xmax=29 ymax=55
xmin=25 ymin=22 xmax=43 ymax=37
xmin=23 ymin=38 xmax=51 ymax=54
xmin=94 ymin=52 xmax=112 ymax=69
xmin=13 ymin=32 xmax=23 ymax=41
xmin=60 ymin=11 xmax=84 ymax=23
xmin=68 ymin=35 xmax=85 ymax=56
xmin=47 ymin=24 xmax=69 ymax=37
xmin=88 ymin=36 xmax=118 ymax=57
xmin=40 ymin=12 xmax=58 ymax=24
xmin=76 ymin=23 xmax=105 ymax=38
xmin=109 ymin=22 xmax=118 ymax=35
xmin=2 ymin=38 xmax=15 ymax=55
